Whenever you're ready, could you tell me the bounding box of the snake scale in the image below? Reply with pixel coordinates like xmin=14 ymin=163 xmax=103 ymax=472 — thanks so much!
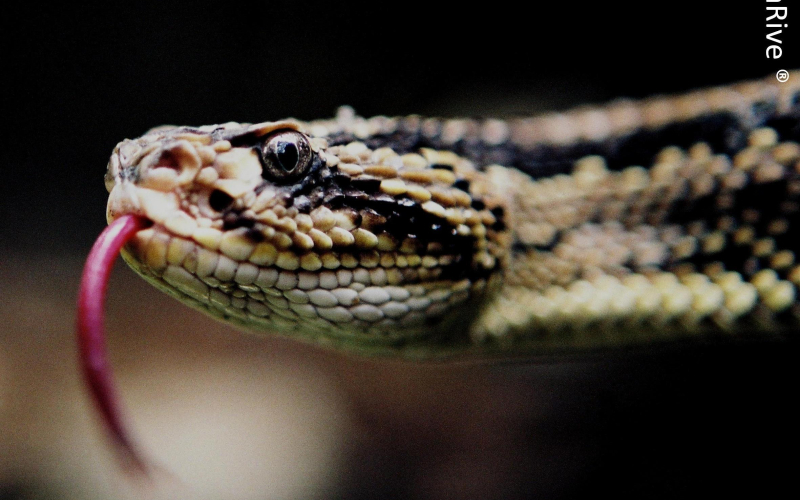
xmin=102 ymin=72 xmax=800 ymax=361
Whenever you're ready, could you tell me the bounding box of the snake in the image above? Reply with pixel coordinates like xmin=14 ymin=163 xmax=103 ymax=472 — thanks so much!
xmin=81 ymin=71 xmax=800 ymax=473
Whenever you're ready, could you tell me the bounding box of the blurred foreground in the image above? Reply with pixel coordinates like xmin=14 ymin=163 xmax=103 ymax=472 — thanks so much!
xmin=0 ymin=252 xmax=795 ymax=499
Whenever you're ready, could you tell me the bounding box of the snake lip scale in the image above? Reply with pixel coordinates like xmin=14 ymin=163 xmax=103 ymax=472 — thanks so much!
xmin=82 ymin=71 xmax=800 ymax=472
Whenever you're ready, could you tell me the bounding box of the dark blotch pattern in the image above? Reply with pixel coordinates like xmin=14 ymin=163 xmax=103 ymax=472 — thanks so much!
xmin=350 ymin=177 xmax=382 ymax=192
xmin=453 ymin=179 xmax=471 ymax=192
xmin=222 ymin=212 xmax=255 ymax=231
xmin=327 ymin=102 xmax=800 ymax=181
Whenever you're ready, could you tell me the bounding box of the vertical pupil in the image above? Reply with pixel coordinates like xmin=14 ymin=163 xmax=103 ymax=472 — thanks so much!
xmin=275 ymin=141 xmax=299 ymax=171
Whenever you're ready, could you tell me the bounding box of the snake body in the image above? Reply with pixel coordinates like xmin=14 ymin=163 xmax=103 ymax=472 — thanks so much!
xmin=105 ymin=72 xmax=800 ymax=358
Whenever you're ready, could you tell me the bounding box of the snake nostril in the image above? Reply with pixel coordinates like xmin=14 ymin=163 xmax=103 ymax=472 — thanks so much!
xmin=209 ymin=189 xmax=234 ymax=212
xmin=155 ymin=150 xmax=180 ymax=170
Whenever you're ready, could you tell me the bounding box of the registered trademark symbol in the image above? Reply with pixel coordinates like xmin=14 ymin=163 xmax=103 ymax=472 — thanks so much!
xmin=776 ymin=70 xmax=790 ymax=83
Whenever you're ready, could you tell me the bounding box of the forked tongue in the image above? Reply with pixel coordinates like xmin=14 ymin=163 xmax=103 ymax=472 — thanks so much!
xmin=77 ymin=214 xmax=153 ymax=477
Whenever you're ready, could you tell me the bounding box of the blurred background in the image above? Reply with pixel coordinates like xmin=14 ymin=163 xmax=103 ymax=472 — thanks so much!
xmin=1 ymin=2 xmax=798 ymax=499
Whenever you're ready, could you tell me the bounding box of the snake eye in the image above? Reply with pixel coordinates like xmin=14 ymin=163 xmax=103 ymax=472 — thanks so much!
xmin=259 ymin=130 xmax=312 ymax=182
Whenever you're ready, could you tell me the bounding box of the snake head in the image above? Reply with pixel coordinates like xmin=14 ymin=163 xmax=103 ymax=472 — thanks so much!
xmin=105 ymin=112 xmax=510 ymax=350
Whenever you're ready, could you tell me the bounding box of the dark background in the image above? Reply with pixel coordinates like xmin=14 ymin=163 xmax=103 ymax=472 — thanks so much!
xmin=3 ymin=2 xmax=799 ymax=253
xmin=1 ymin=2 xmax=799 ymax=499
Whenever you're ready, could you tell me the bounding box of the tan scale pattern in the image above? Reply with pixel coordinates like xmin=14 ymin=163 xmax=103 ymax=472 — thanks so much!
xmin=475 ymin=127 xmax=800 ymax=343
xmin=105 ymin=71 xmax=800 ymax=357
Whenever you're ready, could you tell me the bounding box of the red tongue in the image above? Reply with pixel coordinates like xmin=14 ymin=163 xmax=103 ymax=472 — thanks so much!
xmin=77 ymin=214 xmax=152 ymax=474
